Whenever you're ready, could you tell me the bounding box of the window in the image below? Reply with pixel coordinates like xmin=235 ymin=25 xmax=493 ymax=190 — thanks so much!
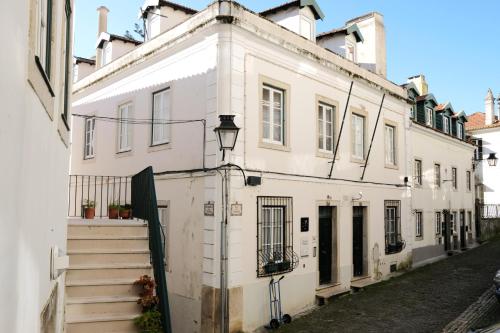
xmin=443 ymin=117 xmax=449 ymax=134
xmin=118 ymin=103 xmax=132 ymax=152
xmin=457 ymin=123 xmax=464 ymax=140
xmin=84 ymin=117 xmax=95 ymax=159
xmin=300 ymin=17 xmax=312 ymax=39
xmin=158 ymin=202 xmax=169 ymax=270
xmin=385 ymin=125 xmax=396 ymax=165
xmin=435 ymin=212 xmax=441 ymax=235
xmin=346 ymin=40 xmax=356 ymax=62
xmin=416 ymin=211 xmax=423 ymax=238
xmin=467 ymin=211 xmax=472 ymax=231
xmin=318 ymin=103 xmax=335 ymax=152
xmin=36 ymin=0 xmax=53 ymax=77
xmin=62 ymin=0 xmax=72 ymax=128
xmin=452 ymin=167 xmax=457 ymax=189
xmin=257 ymin=197 xmax=293 ymax=277
xmin=425 ymin=107 xmax=433 ymax=126
xmin=414 ymin=159 xmax=422 ymax=185
xmin=473 ymin=139 xmax=483 ymax=160
xmin=385 ymin=201 xmax=401 ymax=253
xmin=152 ymin=88 xmax=170 ymax=145
xmin=262 ymin=85 xmax=285 ymax=145
xmin=352 ymin=113 xmax=365 ymax=160
xmin=434 ymin=164 xmax=441 ymax=188
xmin=101 ymin=42 xmax=112 ymax=67
xmin=466 ymin=171 xmax=471 ymax=191
xmin=410 ymin=106 xmax=415 ymax=119
xmin=450 ymin=212 xmax=456 ymax=232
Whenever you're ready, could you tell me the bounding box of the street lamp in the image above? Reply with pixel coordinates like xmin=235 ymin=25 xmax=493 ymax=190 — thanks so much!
xmin=214 ymin=115 xmax=240 ymax=161
xmin=487 ymin=153 xmax=498 ymax=167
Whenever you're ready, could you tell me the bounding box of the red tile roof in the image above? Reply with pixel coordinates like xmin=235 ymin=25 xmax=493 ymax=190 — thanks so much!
xmin=465 ymin=112 xmax=500 ymax=131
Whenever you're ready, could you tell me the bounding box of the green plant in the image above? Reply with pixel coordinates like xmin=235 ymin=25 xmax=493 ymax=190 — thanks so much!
xmin=108 ymin=202 xmax=120 ymax=209
xmin=134 ymin=310 xmax=162 ymax=333
xmin=120 ymin=204 xmax=132 ymax=210
xmin=84 ymin=200 xmax=95 ymax=208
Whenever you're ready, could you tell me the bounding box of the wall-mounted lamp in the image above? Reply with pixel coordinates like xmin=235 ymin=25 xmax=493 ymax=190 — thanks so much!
xmin=214 ymin=115 xmax=240 ymax=161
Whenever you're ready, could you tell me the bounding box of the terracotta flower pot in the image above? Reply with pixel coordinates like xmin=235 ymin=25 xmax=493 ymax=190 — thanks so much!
xmin=108 ymin=207 xmax=119 ymax=219
xmin=119 ymin=208 xmax=131 ymax=220
xmin=84 ymin=207 xmax=95 ymax=219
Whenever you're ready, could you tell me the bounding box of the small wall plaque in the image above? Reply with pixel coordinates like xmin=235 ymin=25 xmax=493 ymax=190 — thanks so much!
xmin=300 ymin=237 xmax=309 ymax=257
xmin=231 ymin=203 xmax=242 ymax=216
xmin=300 ymin=217 xmax=309 ymax=232
xmin=204 ymin=203 xmax=214 ymax=216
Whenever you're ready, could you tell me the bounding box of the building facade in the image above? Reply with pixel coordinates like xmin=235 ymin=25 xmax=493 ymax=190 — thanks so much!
xmin=70 ymin=1 xmax=474 ymax=332
xmin=0 ymin=0 xmax=74 ymax=332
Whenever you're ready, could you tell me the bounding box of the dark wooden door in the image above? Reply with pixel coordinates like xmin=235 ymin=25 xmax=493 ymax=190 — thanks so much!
xmin=460 ymin=211 xmax=466 ymax=249
xmin=319 ymin=207 xmax=332 ymax=285
xmin=353 ymin=207 xmax=364 ymax=277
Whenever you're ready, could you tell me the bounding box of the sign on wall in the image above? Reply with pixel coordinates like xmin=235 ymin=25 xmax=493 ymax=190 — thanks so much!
xmin=300 ymin=217 xmax=309 ymax=232
xmin=231 ymin=203 xmax=242 ymax=216
xmin=204 ymin=202 xmax=214 ymax=216
xmin=300 ymin=237 xmax=309 ymax=257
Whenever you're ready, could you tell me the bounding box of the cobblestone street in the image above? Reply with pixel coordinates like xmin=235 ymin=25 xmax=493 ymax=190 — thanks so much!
xmin=280 ymin=238 xmax=500 ymax=333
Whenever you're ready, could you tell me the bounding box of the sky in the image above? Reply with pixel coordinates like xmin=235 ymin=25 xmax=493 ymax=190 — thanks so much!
xmin=74 ymin=0 xmax=500 ymax=114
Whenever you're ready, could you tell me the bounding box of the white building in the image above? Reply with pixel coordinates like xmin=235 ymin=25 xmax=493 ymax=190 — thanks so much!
xmin=0 ymin=0 xmax=74 ymax=332
xmin=69 ymin=1 xmax=475 ymax=332
xmin=466 ymin=89 xmax=500 ymax=206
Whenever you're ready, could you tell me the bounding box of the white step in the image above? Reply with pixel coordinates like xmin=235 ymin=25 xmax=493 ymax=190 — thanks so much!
xmin=66 ymin=296 xmax=141 ymax=317
xmin=67 ymin=263 xmax=152 ymax=281
xmin=68 ymin=251 xmax=150 ymax=265
xmin=68 ymin=237 xmax=149 ymax=252
xmin=66 ymin=279 xmax=140 ymax=298
xmin=68 ymin=225 xmax=148 ymax=238
xmin=65 ymin=313 xmax=138 ymax=333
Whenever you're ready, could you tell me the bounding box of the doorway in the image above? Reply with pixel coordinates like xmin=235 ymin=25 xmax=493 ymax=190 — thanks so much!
xmin=318 ymin=206 xmax=337 ymax=285
xmin=460 ymin=210 xmax=466 ymax=249
xmin=352 ymin=206 xmax=366 ymax=277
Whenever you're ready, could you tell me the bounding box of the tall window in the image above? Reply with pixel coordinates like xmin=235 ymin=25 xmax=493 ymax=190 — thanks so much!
xmin=118 ymin=103 xmax=132 ymax=152
xmin=467 ymin=211 xmax=472 ymax=231
xmin=262 ymin=85 xmax=284 ymax=145
xmin=352 ymin=113 xmax=365 ymax=160
xmin=414 ymin=159 xmax=422 ymax=185
xmin=452 ymin=167 xmax=457 ymax=189
xmin=473 ymin=139 xmax=483 ymax=160
xmin=416 ymin=211 xmax=423 ymax=238
xmin=466 ymin=171 xmax=471 ymax=191
xmin=152 ymin=88 xmax=170 ymax=145
xmin=257 ymin=197 xmax=293 ymax=277
xmin=84 ymin=117 xmax=95 ymax=159
xmin=435 ymin=212 xmax=441 ymax=235
xmin=443 ymin=117 xmax=449 ymax=134
xmin=434 ymin=164 xmax=441 ymax=188
xmin=410 ymin=106 xmax=415 ymax=119
xmin=36 ymin=0 xmax=53 ymax=77
xmin=158 ymin=202 xmax=169 ymax=269
xmin=425 ymin=107 xmax=433 ymax=126
xmin=450 ymin=212 xmax=456 ymax=232
xmin=385 ymin=125 xmax=396 ymax=165
xmin=457 ymin=123 xmax=464 ymax=139
xmin=385 ymin=200 xmax=401 ymax=253
xmin=318 ymin=103 xmax=335 ymax=152
xmin=62 ymin=0 xmax=72 ymax=127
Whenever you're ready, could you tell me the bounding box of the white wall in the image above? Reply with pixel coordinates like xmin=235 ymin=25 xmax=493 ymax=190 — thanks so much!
xmin=473 ymin=128 xmax=500 ymax=204
xmin=0 ymin=0 xmax=71 ymax=332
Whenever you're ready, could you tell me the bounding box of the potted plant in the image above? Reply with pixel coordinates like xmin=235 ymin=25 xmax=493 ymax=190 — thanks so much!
xmin=134 ymin=275 xmax=163 ymax=333
xmin=119 ymin=204 xmax=132 ymax=219
xmin=108 ymin=203 xmax=120 ymax=219
xmin=263 ymin=260 xmax=291 ymax=274
xmin=83 ymin=200 xmax=95 ymax=219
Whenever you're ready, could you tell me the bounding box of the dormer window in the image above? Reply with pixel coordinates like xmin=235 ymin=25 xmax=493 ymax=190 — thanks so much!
xmin=443 ymin=116 xmax=449 ymax=134
xmin=346 ymin=40 xmax=356 ymax=62
xmin=300 ymin=16 xmax=313 ymax=39
xmin=425 ymin=107 xmax=433 ymax=127
xmin=457 ymin=123 xmax=463 ymax=140
xmin=100 ymin=42 xmax=112 ymax=67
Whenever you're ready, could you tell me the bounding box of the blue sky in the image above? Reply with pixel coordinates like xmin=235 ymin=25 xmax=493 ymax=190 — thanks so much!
xmin=74 ymin=0 xmax=500 ymax=114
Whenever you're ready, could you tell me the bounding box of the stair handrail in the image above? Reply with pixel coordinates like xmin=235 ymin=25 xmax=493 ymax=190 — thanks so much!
xmin=131 ymin=166 xmax=172 ymax=333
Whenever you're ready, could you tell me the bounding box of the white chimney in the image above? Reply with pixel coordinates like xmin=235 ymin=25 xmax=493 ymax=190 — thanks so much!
xmin=485 ymin=89 xmax=495 ymax=125
xmin=97 ymin=6 xmax=109 ymax=37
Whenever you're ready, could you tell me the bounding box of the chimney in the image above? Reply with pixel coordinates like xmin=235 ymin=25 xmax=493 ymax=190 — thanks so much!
xmin=485 ymin=89 xmax=495 ymax=125
xmin=97 ymin=6 xmax=109 ymax=37
xmin=407 ymin=75 xmax=428 ymax=96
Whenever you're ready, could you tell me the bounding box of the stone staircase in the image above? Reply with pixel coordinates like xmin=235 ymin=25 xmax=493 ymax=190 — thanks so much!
xmin=65 ymin=219 xmax=152 ymax=333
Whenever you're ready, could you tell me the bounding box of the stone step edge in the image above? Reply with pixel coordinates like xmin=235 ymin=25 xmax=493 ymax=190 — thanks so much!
xmin=66 ymin=278 xmax=138 ymax=287
xmin=68 ymin=236 xmax=148 ymax=240
xmin=68 ymin=249 xmax=150 ymax=255
xmin=66 ymin=296 xmax=139 ymax=305
xmin=68 ymin=263 xmax=151 ymax=270
xmin=65 ymin=313 xmax=139 ymax=324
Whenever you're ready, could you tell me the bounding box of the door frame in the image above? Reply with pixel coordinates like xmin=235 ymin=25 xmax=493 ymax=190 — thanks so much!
xmin=352 ymin=201 xmax=369 ymax=279
xmin=316 ymin=201 xmax=339 ymax=287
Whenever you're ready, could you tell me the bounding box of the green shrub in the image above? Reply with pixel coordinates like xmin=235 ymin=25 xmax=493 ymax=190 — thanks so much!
xmin=134 ymin=310 xmax=163 ymax=333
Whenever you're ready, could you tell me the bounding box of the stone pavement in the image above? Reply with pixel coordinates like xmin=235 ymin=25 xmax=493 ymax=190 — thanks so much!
xmin=279 ymin=238 xmax=500 ymax=333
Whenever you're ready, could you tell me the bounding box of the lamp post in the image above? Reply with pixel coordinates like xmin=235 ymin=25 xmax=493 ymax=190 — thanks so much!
xmin=213 ymin=115 xmax=245 ymax=333
xmin=487 ymin=153 xmax=498 ymax=167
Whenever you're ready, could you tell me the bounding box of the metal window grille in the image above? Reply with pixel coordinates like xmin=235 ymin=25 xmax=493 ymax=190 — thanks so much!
xmin=257 ymin=196 xmax=297 ymax=277
xmin=384 ymin=200 xmax=403 ymax=254
xmin=416 ymin=211 xmax=423 ymax=238
xmin=435 ymin=212 xmax=442 ymax=235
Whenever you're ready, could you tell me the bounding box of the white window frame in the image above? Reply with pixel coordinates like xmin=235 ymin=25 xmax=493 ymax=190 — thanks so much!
xmin=152 ymin=88 xmax=171 ymax=146
xmin=352 ymin=113 xmax=365 ymax=160
xmin=435 ymin=212 xmax=441 ymax=235
xmin=434 ymin=164 xmax=441 ymax=188
xmin=262 ymin=206 xmax=284 ymax=263
xmin=457 ymin=123 xmax=463 ymax=139
xmin=450 ymin=212 xmax=456 ymax=232
xmin=101 ymin=42 xmax=112 ymax=67
xmin=385 ymin=124 xmax=396 ymax=166
xmin=414 ymin=159 xmax=422 ymax=185
xmin=84 ymin=117 xmax=95 ymax=159
xmin=262 ymin=85 xmax=285 ymax=145
xmin=37 ymin=0 xmax=50 ymax=74
xmin=416 ymin=211 xmax=423 ymax=238
xmin=345 ymin=39 xmax=356 ymax=62
xmin=466 ymin=170 xmax=471 ymax=191
xmin=452 ymin=167 xmax=457 ymax=190
xmin=118 ymin=103 xmax=132 ymax=152
xmin=425 ymin=107 xmax=433 ymax=126
xmin=443 ymin=116 xmax=450 ymax=134
xmin=318 ymin=102 xmax=335 ymax=153
xmin=386 ymin=206 xmax=397 ymax=245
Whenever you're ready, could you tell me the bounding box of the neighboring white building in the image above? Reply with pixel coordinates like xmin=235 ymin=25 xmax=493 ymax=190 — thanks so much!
xmin=70 ymin=1 xmax=474 ymax=332
xmin=466 ymin=89 xmax=500 ymax=206
xmin=0 ymin=0 xmax=74 ymax=332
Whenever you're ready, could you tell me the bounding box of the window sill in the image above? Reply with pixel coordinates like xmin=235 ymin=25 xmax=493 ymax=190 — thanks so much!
xmin=350 ymin=157 xmax=366 ymax=164
xmin=316 ymin=150 xmax=336 ymax=159
xmin=148 ymin=142 xmax=171 ymax=153
xmin=258 ymin=141 xmax=290 ymax=152
xmin=34 ymin=56 xmax=55 ymax=97
xmin=384 ymin=163 xmax=398 ymax=170
xmin=415 ymin=236 xmax=423 ymax=241
xmin=83 ymin=156 xmax=95 ymax=161
xmin=116 ymin=149 xmax=133 ymax=158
